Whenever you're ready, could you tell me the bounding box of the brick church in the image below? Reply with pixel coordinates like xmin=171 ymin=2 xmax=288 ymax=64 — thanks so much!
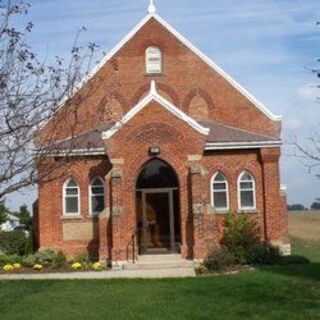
xmin=35 ymin=2 xmax=289 ymax=267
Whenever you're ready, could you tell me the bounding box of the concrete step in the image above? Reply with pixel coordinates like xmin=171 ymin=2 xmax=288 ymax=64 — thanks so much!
xmin=123 ymin=255 xmax=195 ymax=270
xmin=138 ymin=254 xmax=182 ymax=263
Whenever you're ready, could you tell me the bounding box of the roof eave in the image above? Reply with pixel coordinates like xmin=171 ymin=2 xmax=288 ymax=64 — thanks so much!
xmin=205 ymin=140 xmax=282 ymax=151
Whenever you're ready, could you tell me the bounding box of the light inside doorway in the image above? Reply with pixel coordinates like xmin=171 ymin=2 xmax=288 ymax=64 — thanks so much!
xmin=136 ymin=159 xmax=181 ymax=254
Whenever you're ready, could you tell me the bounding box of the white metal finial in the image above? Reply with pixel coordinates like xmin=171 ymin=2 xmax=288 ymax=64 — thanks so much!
xmin=148 ymin=0 xmax=156 ymax=14
xmin=150 ymin=80 xmax=157 ymax=94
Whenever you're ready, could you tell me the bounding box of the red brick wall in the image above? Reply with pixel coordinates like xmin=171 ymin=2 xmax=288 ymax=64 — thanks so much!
xmin=36 ymin=16 xmax=287 ymax=262
xmin=38 ymin=17 xmax=281 ymax=145
xmin=37 ymin=157 xmax=111 ymax=257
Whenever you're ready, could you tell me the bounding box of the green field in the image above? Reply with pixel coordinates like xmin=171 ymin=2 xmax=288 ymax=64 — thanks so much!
xmin=0 ymin=213 xmax=319 ymax=320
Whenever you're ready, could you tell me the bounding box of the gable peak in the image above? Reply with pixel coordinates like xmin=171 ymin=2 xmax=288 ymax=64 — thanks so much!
xmin=148 ymin=0 xmax=156 ymax=14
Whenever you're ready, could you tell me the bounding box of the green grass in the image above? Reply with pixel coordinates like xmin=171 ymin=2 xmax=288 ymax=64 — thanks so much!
xmin=0 ymin=239 xmax=319 ymax=320
xmin=292 ymin=237 xmax=320 ymax=263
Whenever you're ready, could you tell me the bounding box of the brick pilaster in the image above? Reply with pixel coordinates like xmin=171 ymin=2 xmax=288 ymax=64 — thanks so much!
xmin=110 ymin=167 xmax=125 ymax=265
xmin=260 ymin=147 xmax=284 ymax=242
xmin=189 ymin=164 xmax=206 ymax=260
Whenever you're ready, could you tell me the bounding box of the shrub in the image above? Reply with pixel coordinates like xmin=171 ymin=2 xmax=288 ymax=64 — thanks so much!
xmin=24 ymin=230 xmax=34 ymax=255
xmin=247 ymin=243 xmax=281 ymax=265
xmin=203 ymin=246 xmax=237 ymax=272
xmin=195 ymin=264 xmax=208 ymax=275
xmin=71 ymin=262 xmax=82 ymax=271
xmin=3 ymin=264 xmax=14 ymax=272
xmin=13 ymin=263 xmax=22 ymax=270
xmin=72 ymin=252 xmax=91 ymax=268
xmin=222 ymin=213 xmax=260 ymax=264
xmin=0 ymin=254 xmax=23 ymax=266
xmin=24 ymin=249 xmax=66 ymax=268
xmin=92 ymin=262 xmax=103 ymax=271
xmin=33 ymin=264 xmax=43 ymax=271
xmin=0 ymin=231 xmax=27 ymax=255
xmin=279 ymin=255 xmax=310 ymax=265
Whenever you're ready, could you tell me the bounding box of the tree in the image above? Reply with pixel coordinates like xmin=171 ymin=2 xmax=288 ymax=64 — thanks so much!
xmin=290 ymin=22 xmax=320 ymax=200
xmin=311 ymin=202 xmax=320 ymax=210
xmin=0 ymin=1 xmax=99 ymax=198
xmin=287 ymin=204 xmax=307 ymax=211
xmin=0 ymin=199 xmax=9 ymax=224
xmin=18 ymin=204 xmax=31 ymax=227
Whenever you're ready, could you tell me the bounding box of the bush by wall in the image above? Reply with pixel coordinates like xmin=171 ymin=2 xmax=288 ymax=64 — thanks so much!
xmin=23 ymin=249 xmax=66 ymax=268
xmin=222 ymin=213 xmax=260 ymax=264
xmin=0 ymin=231 xmax=28 ymax=256
xmin=203 ymin=246 xmax=237 ymax=271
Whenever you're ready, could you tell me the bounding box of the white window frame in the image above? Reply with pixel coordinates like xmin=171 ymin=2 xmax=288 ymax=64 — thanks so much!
xmin=63 ymin=178 xmax=81 ymax=216
xmin=210 ymin=172 xmax=229 ymax=212
xmin=238 ymin=171 xmax=256 ymax=211
xmin=89 ymin=177 xmax=105 ymax=216
xmin=146 ymin=46 xmax=162 ymax=74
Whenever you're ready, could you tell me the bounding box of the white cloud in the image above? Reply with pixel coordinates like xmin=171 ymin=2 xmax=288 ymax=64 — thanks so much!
xmin=296 ymin=84 xmax=320 ymax=102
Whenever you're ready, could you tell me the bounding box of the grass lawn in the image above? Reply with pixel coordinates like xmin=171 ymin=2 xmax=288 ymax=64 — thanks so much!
xmin=0 ymin=243 xmax=319 ymax=320
xmin=0 ymin=214 xmax=319 ymax=320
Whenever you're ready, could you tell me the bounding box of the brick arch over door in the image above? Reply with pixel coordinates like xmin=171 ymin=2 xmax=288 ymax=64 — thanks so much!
xmin=183 ymin=88 xmax=215 ymax=120
xmin=131 ymin=82 xmax=180 ymax=106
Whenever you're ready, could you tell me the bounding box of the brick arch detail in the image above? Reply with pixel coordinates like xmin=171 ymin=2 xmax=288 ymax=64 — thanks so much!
xmin=97 ymin=91 xmax=128 ymax=119
xmin=126 ymin=153 xmax=187 ymax=191
xmin=125 ymin=122 xmax=183 ymax=144
xmin=183 ymin=88 xmax=215 ymax=114
xmin=138 ymin=39 xmax=169 ymax=55
xmin=131 ymin=82 xmax=180 ymax=107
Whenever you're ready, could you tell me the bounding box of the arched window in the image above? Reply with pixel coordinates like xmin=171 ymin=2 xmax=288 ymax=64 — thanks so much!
xmin=63 ymin=178 xmax=80 ymax=215
xmin=146 ymin=46 xmax=162 ymax=74
xmin=238 ymin=171 xmax=256 ymax=210
xmin=211 ymin=172 xmax=229 ymax=211
xmin=89 ymin=177 xmax=105 ymax=215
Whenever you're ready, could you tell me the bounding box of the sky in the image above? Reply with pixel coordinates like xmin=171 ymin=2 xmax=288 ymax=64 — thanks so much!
xmin=6 ymin=0 xmax=320 ymax=211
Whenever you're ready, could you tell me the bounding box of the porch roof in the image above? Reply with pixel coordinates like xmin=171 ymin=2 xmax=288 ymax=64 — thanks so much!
xmin=40 ymin=120 xmax=281 ymax=156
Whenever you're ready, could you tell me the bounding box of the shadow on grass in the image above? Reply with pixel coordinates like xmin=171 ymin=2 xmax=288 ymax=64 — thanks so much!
xmin=260 ymin=262 xmax=320 ymax=282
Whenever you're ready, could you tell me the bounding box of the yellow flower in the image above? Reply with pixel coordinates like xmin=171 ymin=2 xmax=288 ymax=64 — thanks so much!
xmin=92 ymin=262 xmax=103 ymax=271
xmin=71 ymin=262 xmax=82 ymax=271
xmin=33 ymin=264 xmax=43 ymax=271
xmin=3 ymin=264 xmax=14 ymax=272
xmin=13 ymin=263 xmax=22 ymax=270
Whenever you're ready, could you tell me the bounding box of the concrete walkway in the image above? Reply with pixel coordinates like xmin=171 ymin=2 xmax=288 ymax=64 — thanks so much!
xmin=0 ymin=268 xmax=196 ymax=280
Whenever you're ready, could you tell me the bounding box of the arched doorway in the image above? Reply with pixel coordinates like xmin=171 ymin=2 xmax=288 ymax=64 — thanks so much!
xmin=136 ymin=159 xmax=181 ymax=255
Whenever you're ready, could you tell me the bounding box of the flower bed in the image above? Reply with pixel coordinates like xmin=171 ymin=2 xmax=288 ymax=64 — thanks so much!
xmin=0 ymin=250 xmax=108 ymax=274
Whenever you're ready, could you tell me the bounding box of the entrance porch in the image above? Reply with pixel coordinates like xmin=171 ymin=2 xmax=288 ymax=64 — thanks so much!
xmin=97 ymin=156 xmax=206 ymax=268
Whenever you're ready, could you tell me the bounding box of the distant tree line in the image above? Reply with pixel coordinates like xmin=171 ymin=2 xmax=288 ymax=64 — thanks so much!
xmin=287 ymin=202 xmax=320 ymax=211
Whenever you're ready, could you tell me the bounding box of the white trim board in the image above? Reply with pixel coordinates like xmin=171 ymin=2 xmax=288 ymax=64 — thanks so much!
xmin=102 ymin=81 xmax=210 ymax=139
xmin=205 ymin=140 xmax=282 ymax=151
xmin=36 ymin=148 xmax=106 ymax=157
xmin=68 ymin=12 xmax=281 ymax=123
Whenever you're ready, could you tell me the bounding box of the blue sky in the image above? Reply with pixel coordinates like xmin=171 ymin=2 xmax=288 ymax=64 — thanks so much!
xmin=7 ymin=0 xmax=320 ymax=210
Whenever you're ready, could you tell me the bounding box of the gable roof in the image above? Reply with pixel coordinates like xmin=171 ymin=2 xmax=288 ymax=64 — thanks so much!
xmin=101 ymin=81 xmax=210 ymax=139
xmin=71 ymin=11 xmax=281 ymax=122
xmin=41 ymin=118 xmax=281 ymax=157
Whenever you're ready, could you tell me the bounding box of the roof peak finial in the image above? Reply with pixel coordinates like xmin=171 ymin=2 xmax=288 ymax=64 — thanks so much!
xmin=148 ymin=0 xmax=156 ymax=14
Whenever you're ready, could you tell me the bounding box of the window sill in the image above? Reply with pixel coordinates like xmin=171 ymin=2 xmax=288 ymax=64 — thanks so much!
xmin=86 ymin=214 xmax=99 ymax=220
xmin=237 ymin=209 xmax=259 ymax=215
xmin=60 ymin=215 xmax=82 ymax=221
xmin=213 ymin=209 xmax=230 ymax=215
xmin=144 ymin=73 xmax=165 ymax=77
xmin=208 ymin=205 xmax=229 ymax=215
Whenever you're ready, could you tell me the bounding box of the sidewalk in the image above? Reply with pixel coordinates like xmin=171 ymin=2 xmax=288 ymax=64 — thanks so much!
xmin=0 ymin=268 xmax=196 ymax=280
